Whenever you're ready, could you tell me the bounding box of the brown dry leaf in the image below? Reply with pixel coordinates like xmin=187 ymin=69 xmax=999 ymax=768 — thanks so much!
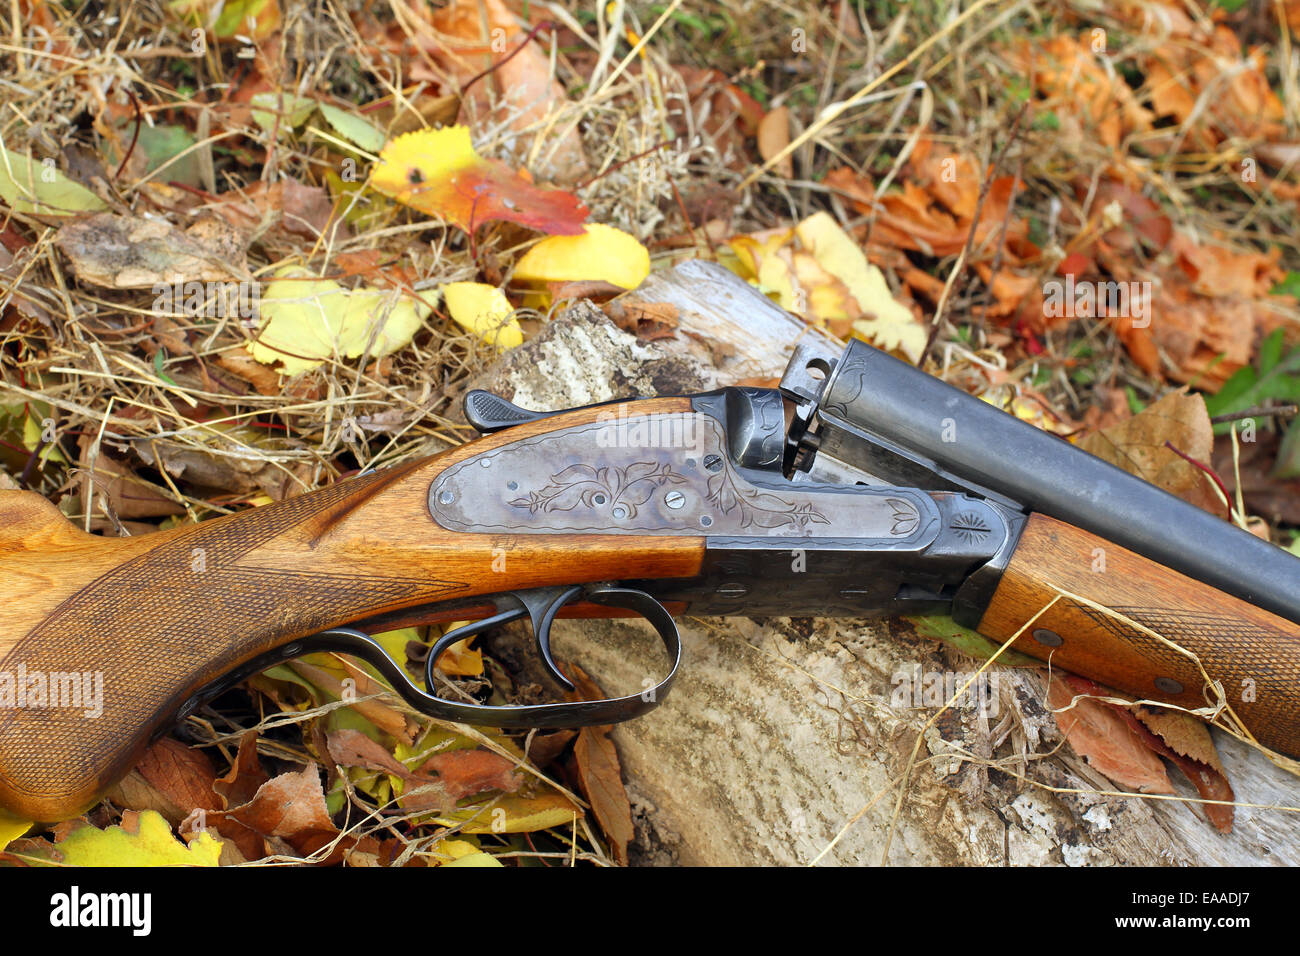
xmin=136 ymin=738 xmax=222 ymax=818
xmin=55 ymin=212 xmax=248 ymax=288
xmin=326 ymin=728 xmax=521 ymax=813
xmin=1131 ymin=707 xmax=1234 ymax=833
xmin=1143 ymin=25 xmax=1286 ymax=150
xmin=185 ymin=762 xmax=341 ymax=861
xmin=757 ymin=106 xmax=793 ymax=179
xmin=427 ymin=0 xmax=588 ymax=183
xmin=669 ymin=66 xmax=766 ymax=171
xmin=210 ymin=179 xmax=351 ymax=244
xmin=1047 ymin=675 xmax=1174 ymax=794
xmin=564 ymin=662 xmax=633 ymax=865
xmin=326 ymin=728 xmax=410 ymax=777
xmin=76 ymin=435 xmax=185 ymax=521
xmin=525 ymin=730 xmax=577 ymax=769
xmin=108 ymin=739 xmax=222 ymax=827
xmin=213 ymin=730 xmax=270 ymax=810
xmin=1076 ymin=389 xmax=1222 ymax=515
xmin=604 ymin=299 xmax=680 ymax=341
xmin=416 ymin=750 xmax=522 ymax=802
xmin=212 ymin=346 xmax=284 ymax=396
xmin=1007 ymin=34 xmax=1153 ymax=148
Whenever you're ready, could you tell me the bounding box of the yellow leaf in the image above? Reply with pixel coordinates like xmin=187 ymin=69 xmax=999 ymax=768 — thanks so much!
xmin=430 ymin=621 xmax=483 ymax=677
xmin=514 ymin=224 xmax=650 ymax=290
xmin=9 ymin=810 xmax=222 ymax=866
xmin=248 ymin=267 xmax=433 ymax=375
xmin=441 ymin=849 xmax=503 ymax=867
xmin=795 ymin=211 xmax=924 ymax=361
xmin=432 ymin=838 xmax=502 ymax=866
xmin=0 ymin=813 xmax=30 ymax=850
xmin=434 ymin=791 xmax=580 ymax=834
xmin=0 ymin=144 xmax=107 ymax=216
xmin=371 ymin=126 xmax=587 ymax=235
xmin=442 ymin=282 xmax=522 ymax=351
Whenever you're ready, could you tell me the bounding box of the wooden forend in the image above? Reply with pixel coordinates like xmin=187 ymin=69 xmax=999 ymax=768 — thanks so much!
xmin=979 ymin=513 xmax=1300 ymax=758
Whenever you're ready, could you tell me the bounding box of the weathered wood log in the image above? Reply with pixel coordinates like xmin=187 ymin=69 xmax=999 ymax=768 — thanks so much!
xmin=472 ymin=261 xmax=1300 ymax=866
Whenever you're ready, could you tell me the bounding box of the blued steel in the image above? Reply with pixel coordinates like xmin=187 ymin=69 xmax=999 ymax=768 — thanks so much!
xmin=806 ymin=339 xmax=1300 ymax=626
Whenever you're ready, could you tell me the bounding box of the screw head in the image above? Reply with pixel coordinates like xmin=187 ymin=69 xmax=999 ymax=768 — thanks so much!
xmin=664 ymin=491 xmax=686 ymax=509
xmin=611 ymin=505 xmax=628 ymax=519
xmin=703 ymin=454 xmax=723 ymax=472
xmin=437 ymin=489 xmax=455 ymax=505
xmin=1032 ymin=628 xmax=1064 ymax=647
xmin=1154 ymin=676 xmax=1184 ymax=695
xmin=717 ymin=582 xmax=749 ymax=598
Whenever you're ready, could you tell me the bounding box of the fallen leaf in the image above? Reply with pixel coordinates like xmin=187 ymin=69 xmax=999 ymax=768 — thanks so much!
xmin=1076 ymin=389 xmax=1222 ymax=515
xmin=213 ymin=730 xmax=271 ymax=810
xmin=796 ymin=211 xmax=925 ymax=361
xmin=564 ymin=663 xmax=632 ymax=865
xmin=191 ymin=763 xmax=339 ymax=859
xmin=110 ymin=738 xmax=223 ymax=826
xmin=434 ymin=791 xmax=580 ymax=834
xmin=248 ymin=92 xmax=317 ymax=135
xmin=56 ymin=212 xmax=248 ymax=289
xmin=514 ymin=223 xmax=650 ymax=292
xmin=248 ymin=266 xmax=433 ymax=375
xmin=7 ymin=810 xmax=222 ymax=866
xmin=1131 ymin=707 xmax=1234 ymax=833
xmin=757 ymin=106 xmax=793 ymax=179
xmin=1047 ymin=675 xmax=1174 ymax=794
xmin=443 ymin=281 xmax=522 ymax=351
xmin=0 ymin=143 xmax=107 ymax=216
xmin=318 ymin=102 xmax=386 ymax=153
xmin=370 ymin=126 xmax=588 ymax=235
xmin=0 ymin=814 xmax=30 ymax=850
xmin=428 ymin=0 xmax=589 ymax=183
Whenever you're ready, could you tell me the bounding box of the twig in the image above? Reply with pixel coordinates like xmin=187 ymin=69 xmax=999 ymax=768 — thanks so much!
xmin=1210 ymin=404 xmax=1298 ymax=424
xmin=461 ymin=20 xmax=556 ymax=98
xmin=918 ymin=102 xmax=1029 ymax=366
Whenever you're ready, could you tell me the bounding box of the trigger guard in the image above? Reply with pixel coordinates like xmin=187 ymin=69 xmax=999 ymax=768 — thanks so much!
xmin=309 ymin=584 xmax=683 ymax=729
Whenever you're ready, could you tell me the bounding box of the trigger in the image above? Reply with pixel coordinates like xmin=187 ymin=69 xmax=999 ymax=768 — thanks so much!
xmin=519 ymin=586 xmax=582 ymax=692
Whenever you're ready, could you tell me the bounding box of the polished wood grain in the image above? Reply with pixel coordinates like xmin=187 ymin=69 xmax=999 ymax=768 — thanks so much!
xmin=0 ymin=398 xmax=705 ymax=822
xmin=979 ymin=513 xmax=1300 ymax=758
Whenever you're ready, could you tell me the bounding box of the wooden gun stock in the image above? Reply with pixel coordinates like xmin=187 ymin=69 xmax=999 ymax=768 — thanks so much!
xmin=0 ymin=399 xmax=703 ymax=822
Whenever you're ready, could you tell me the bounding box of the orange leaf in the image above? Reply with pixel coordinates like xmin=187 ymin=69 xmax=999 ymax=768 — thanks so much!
xmin=371 ymin=127 xmax=587 ymax=235
xmin=1047 ymin=675 xmax=1174 ymax=794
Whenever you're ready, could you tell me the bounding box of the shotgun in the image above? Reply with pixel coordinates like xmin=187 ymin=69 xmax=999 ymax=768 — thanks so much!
xmin=1 ymin=339 xmax=1298 ymax=822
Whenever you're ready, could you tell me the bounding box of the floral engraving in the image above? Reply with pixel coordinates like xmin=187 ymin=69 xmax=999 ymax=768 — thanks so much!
xmin=886 ymin=497 xmax=920 ymax=536
xmin=509 ymin=461 xmax=686 ymax=518
xmin=705 ymin=470 xmax=831 ymax=532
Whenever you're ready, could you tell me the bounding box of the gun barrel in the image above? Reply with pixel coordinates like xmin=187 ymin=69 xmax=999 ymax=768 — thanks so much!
xmin=814 ymin=341 xmax=1300 ymax=626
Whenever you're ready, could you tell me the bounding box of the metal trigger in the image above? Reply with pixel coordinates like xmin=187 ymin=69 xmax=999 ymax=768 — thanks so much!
xmin=429 ymin=585 xmax=581 ymax=693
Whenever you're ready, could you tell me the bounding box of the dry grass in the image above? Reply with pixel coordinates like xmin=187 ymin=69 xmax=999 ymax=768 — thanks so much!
xmin=0 ymin=0 xmax=1296 ymax=864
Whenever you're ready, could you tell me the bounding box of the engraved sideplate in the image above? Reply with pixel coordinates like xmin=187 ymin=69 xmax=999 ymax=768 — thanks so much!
xmin=429 ymin=412 xmax=939 ymax=541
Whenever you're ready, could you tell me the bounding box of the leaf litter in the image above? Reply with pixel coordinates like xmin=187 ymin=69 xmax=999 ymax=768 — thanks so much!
xmin=0 ymin=0 xmax=1298 ymax=865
